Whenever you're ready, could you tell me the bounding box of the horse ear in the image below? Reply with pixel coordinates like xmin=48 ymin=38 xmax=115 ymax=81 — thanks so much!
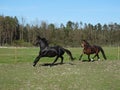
xmin=37 ymin=36 xmax=41 ymax=39
xmin=82 ymin=39 xmax=86 ymax=42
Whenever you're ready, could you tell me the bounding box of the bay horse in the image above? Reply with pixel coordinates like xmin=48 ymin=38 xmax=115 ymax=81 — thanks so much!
xmin=33 ymin=36 xmax=74 ymax=67
xmin=79 ymin=40 xmax=107 ymax=61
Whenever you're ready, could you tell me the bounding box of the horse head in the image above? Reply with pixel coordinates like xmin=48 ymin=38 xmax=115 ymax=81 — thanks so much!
xmin=81 ymin=40 xmax=90 ymax=48
xmin=35 ymin=36 xmax=49 ymax=49
xmin=34 ymin=36 xmax=41 ymax=45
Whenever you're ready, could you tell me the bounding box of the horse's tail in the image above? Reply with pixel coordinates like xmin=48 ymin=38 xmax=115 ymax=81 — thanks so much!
xmin=64 ymin=49 xmax=75 ymax=61
xmin=100 ymin=47 xmax=107 ymax=60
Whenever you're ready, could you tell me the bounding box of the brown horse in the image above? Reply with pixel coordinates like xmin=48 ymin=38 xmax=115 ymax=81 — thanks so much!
xmin=79 ymin=40 xmax=107 ymax=61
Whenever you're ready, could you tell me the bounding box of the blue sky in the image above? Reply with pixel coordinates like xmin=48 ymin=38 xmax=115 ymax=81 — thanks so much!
xmin=0 ymin=0 xmax=120 ymax=25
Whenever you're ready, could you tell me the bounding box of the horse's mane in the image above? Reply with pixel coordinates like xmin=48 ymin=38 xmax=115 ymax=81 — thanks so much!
xmin=82 ymin=40 xmax=90 ymax=45
xmin=41 ymin=38 xmax=49 ymax=46
xmin=37 ymin=36 xmax=49 ymax=46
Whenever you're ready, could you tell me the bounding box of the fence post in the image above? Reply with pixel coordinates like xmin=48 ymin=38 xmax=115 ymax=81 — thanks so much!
xmin=15 ymin=47 xmax=17 ymax=62
xmin=118 ymin=46 xmax=120 ymax=60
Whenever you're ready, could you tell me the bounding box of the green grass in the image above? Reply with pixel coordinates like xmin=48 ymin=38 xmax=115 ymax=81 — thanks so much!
xmin=0 ymin=47 xmax=120 ymax=90
xmin=0 ymin=47 xmax=119 ymax=63
xmin=0 ymin=61 xmax=120 ymax=90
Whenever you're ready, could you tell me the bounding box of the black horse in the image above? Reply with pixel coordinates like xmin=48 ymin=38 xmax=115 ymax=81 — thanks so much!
xmin=33 ymin=36 xmax=74 ymax=66
xmin=79 ymin=40 xmax=107 ymax=61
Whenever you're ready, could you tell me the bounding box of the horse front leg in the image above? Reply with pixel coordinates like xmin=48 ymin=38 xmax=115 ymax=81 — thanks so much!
xmin=88 ymin=55 xmax=91 ymax=62
xmin=79 ymin=54 xmax=83 ymax=60
xmin=33 ymin=55 xmax=41 ymax=67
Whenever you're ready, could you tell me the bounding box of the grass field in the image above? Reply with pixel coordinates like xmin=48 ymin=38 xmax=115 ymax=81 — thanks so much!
xmin=0 ymin=47 xmax=120 ymax=90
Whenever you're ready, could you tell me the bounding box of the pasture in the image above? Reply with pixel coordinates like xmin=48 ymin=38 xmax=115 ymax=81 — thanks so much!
xmin=0 ymin=47 xmax=120 ymax=90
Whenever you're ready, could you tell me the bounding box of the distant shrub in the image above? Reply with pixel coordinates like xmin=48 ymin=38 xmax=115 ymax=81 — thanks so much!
xmin=13 ymin=40 xmax=33 ymax=47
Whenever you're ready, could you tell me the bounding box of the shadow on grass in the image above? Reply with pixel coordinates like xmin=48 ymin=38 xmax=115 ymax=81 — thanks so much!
xmin=39 ymin=62 xmax=75 ymax=67
xmin=80 ymin=59 xmax=96 ymax=62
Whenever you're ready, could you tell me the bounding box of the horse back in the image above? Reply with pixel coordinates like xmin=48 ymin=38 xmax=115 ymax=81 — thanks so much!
xmin=50 ymin=46 xmax=65 ymax=55
xmin=83 ymin=45 xmax=101 ymax=54
xmin=40 ymin=45 xmax=65 ymax=57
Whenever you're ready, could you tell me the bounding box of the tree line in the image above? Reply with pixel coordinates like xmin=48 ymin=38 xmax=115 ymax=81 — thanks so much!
xmin=0 ymin=15 xmax=120 ymax=47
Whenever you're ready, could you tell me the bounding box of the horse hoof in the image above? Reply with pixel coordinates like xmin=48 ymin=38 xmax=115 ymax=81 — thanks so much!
xmin=33 ymin=65 xmax=35 ymax=67
xmin=50 ymin=64 xmax=54 ymax=67
xmin=33 ymin=63 xmax=36 ymax=67
xmin=79 ymin=59 xmax=81 ymax=61
xmin=91 ymin=58 xmax=94 ymax=62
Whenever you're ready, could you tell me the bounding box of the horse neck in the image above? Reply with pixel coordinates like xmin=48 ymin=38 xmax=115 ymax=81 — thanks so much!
xmin=84 ymin=44 xmax=91 ymax=48
xmin=39 ymin=42 xmax=49 ymax=50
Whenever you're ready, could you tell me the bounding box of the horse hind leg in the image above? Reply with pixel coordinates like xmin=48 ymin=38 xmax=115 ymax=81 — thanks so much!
xmin=97 ymin=54 xmax=100 ymax=61
xmin=92 ymin=53 xmax=99 ymax=61
xmin=60 ymin=56 xmax=64 ymax=64
xmin=51 ymin=56 xmax=59 ymax=66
